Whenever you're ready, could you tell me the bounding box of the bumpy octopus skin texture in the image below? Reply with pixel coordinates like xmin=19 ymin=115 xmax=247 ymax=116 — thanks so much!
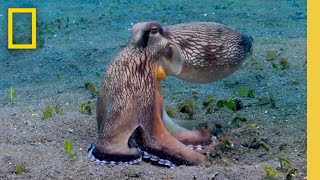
xmin=87 ymin=21 xmax=253 ymax=167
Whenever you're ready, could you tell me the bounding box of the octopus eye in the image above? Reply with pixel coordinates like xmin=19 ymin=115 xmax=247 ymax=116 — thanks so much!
xmin=150 ymin=27 xmax=158 ymax=34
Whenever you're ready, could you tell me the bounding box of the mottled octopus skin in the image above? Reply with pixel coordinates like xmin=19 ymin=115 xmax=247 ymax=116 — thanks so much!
xmin=88 ymin=21 xmax=252 ymax=166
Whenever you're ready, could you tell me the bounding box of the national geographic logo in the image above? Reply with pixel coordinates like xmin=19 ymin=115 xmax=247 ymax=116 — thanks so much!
xmin=8 ymin=8 xmax=36 ymax=49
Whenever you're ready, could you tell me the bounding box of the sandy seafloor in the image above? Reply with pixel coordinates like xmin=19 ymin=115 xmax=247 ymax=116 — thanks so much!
xmin=0 ymin=0 xmax=306 ymax=179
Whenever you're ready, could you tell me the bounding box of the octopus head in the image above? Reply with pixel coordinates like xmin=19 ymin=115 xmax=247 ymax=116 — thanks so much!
xmin=131 ymin=21 xmax=169 ymax=49
xmin=130 ymin=21 xmax=253 ymax=84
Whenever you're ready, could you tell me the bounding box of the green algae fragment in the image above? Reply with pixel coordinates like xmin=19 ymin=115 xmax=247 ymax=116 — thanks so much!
xmin=64 ymin=140 xmax=78 ymax=160
xmin=278 ymin=156 xmax=291 ymax=170
xmin=239 ymin=86 xmax=246 ymax=97
xmin=264 ymin=166 xmax=278 ymax=177
xmin=234 ymin=116 xmax=247 ymax=122
xmin=9 ymin=86 xmax=17 ymax=104
xmin=15 ymin=163 xmax=25 ymax=175
xmin=55 ymin=103 xmax=62 ymax=115
xmin=271 ymin=62 xmax=279 ymax=70
xmin=64 ymin=140 xmax=73 ymax=155
xmin=279 ymin=57 xmax=290 ymax=70
xmin=216 ymin=100 xmax=225 ymax=109
xmin=81 ymin=102 xmax=93 ymax=115
xmin=202 ymin=95 xmax=215 ymax=109
xmin=239 ymin=86 xmax=254 ymax=98
xmin=260 ymin=142 xmax=270 ymax=152
xmin=42 ymin=105 xmax=53 ymax=119
xmin=247 ymin=89 xmax=255 ymax=98
xmin=81 ymin=103 xmax=86 ymax=111
xmin=216 ymin=99 xmax=238 ymax=111
xmin=286 ymin=168 xmax=297 ymax=180
xmin=84 ymin=82 xmax=96 ymax=96
xmin=224 ymin=99 xmax=236 ymax=111
xmin=178 ymin=99 xmax=194 ymax=119
xmin=217 ymin=133 xmax=231 ymax=146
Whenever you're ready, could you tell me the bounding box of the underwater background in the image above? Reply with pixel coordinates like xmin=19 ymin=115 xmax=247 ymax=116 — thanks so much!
xmin=0 ymin=0 xmax=306 ymax=179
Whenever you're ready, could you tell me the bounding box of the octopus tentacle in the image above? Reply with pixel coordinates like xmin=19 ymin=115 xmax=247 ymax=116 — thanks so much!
xmin=87 ymin=144 xmax=177 ymax=168
xmin=141 ymin=151 xmax=177 ymax=168
xmin=92 ymin=100 xmax=141 ymax=162
xmin=136 ymin=80 xmax=206 ymax=166
xmin=162 ymin=109 xmax=214 ymax=145
xmin=87 ymin=145 xmax=142 ymax=165
xmin=158 ymin=63 xmax=214 ymax=146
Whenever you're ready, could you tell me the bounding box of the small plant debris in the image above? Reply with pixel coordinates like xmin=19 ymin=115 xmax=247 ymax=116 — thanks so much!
xmin=95 ymin=72 xmax=101 ymax=78
xmin=55 ymin=103 xmax=62 ymax=115
xmin=286 ymin=168 xmax=297 ymax=180
xmin=204 ymin=161 xmax=211 ymax=168
xmin=271 ymin=62 xmax=279 ymax=70
xmin=229 ymin=116 xmax=247 ymax=128
xmin=165 ymin=106 xmax=175 ymax=118
xmin=239 ymin=86 xmax=255 ymax=98
xmin=202 ymin=95 xmax=215 ymax=109
xmin=15 ymin=163 xmax=25 ymax=175
xmin=216 ymin=100 xmax=225 ymax=109
xmin=264 ymin=166 xmax=278 ymax=177
xmin=217 ymin=133 xmax=231 ymax=147
xmin=178 ymin=99 xmax=194 ymax=119
xmin=279 ymin=57 xmax=290 ymax=70
xmin=9 ymin=86 xmax=17 ymax=104
xmin=81 ymin=101 xmax=93 ymax=115
xmin=64 ymin=140 xmax=78 ymax=160
xmin=260 ymin=142 xmax=270 ymax=152
xmin=239 ymin=86 xmax=246 ymax=97
xmin=279 ymin=143 xmax=288 ymax=151
xmin=292 ymin=79 xmax=300 ymax=85
xmin=64 ymin=140 xmax=73 ymax=154
xmin=266 ymin=50 xmax=278 ymax=61
xmin=258 ymin=94 xmax=276 ymax=108
xmin=216 ymin=98 xmax=242 ymax=111
xmin=278 ymin=156 xmax=291 ymax=171
xmin=262 ymin=156 xmax=297 ymax=179
xmin=221 ymin=99 xmax=235 ymax=110
xmin=247 ymin=89 xmax=255 ymax=98
xmin=234 ymin=116 xmax=247 ymax=122
xmin=224 ymin=99 xmax=236 ymax=111
xmin=42 ymin=105 xmax=54 ymax=119
xmin=84 ymin=82 xmax=96 ymax=96
xmin=248 ymin=138 xmax=270 ymax=152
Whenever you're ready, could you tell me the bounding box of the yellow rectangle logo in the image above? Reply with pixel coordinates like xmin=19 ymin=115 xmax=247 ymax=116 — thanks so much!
xmin=8 ymin=8 xmax=37 ymax=49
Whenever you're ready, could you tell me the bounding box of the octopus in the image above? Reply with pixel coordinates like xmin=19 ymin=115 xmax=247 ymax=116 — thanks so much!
xmin=87 ymin=21 xmax=253 ymax=167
